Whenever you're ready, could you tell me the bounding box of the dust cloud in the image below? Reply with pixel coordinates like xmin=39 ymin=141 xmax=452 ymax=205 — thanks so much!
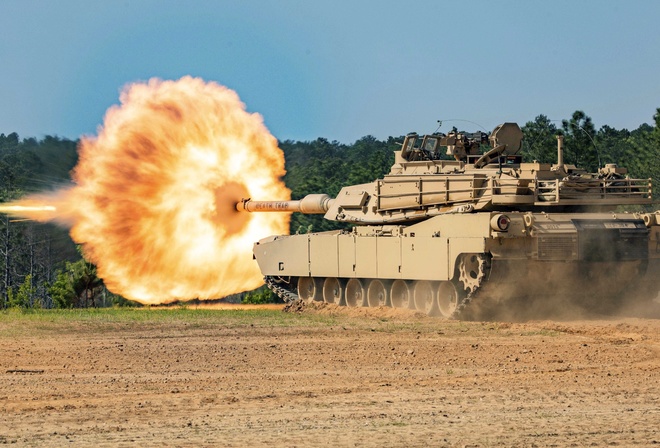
xmin=467 ymin=259 xmax=660 ymax=322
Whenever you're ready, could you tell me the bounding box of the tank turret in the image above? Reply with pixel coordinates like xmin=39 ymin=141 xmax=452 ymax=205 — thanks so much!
xmin=237 ymin=123 xmax=659 ymax=319
xmin=240 ymin=123 xmax=651 ymax=224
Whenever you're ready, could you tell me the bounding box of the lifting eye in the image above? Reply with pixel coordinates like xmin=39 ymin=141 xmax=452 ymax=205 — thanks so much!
xmin=642 ymin=213 xmax=657 ymax=227
xmin=491 ymin=214 xmax=510 ymax=232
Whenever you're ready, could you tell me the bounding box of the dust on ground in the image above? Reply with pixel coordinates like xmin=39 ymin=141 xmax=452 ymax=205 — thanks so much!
xmin=1 ymin=305 xmax=659 ymax=447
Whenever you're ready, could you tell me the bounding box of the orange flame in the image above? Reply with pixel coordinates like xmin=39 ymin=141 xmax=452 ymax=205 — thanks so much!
xmin=2 ymin=77 xmax=291 ymax=304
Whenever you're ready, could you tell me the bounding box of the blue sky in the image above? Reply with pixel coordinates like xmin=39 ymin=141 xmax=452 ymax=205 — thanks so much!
xmin=1 ymin=0 xmax=659 ymax=143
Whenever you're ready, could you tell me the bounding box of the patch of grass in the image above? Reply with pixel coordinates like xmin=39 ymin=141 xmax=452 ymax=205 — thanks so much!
xmin=0 ymin=307 xmax=326 ymax=337
xmin=0 ymin=306 xmax=512 ymax=338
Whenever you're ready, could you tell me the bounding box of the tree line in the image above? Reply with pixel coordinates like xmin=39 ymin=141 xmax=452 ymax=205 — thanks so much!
xmin=1 ymin=109 xmax=659 ymax=308
xmin=0 ymin=133 xmax=130 ymax=309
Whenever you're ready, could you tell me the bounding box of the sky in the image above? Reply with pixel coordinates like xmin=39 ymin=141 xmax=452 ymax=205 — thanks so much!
xmin=1 ymin=0 xmax=660 ymax=144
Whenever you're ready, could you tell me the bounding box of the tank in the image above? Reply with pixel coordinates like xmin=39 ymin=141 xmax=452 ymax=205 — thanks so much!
xmin=236 ymin=123 xmax=660 ymax=318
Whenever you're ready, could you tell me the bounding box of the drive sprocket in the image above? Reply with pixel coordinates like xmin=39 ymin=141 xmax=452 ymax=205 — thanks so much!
xmin=458 ymin=253 xmax=488 ymax=295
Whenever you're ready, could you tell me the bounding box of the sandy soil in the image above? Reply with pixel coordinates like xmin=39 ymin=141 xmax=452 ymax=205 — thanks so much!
xmin=1 ymin=304 xmax=659 ymax=447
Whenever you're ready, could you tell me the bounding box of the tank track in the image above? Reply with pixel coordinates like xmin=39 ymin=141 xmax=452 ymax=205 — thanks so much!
xmin=452 ymin=254 xmax=491 ymax=319
xmin=265 ymin=269 xmax=488 ymax=319
xmin=265 ymin=276 xmax=299 ymax=303
xmin=451 ymin=281 xmax=486 ymax=319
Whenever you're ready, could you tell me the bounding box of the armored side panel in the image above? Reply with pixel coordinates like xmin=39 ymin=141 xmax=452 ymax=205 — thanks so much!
xmin=255 ymin=210 xmax=660 ymax=317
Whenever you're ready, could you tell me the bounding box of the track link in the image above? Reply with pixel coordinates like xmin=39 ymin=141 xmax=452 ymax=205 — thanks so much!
xmin=451 ymin=282 xmax=483 ymax=319
xmin=265 ymin=276 xmax=299 ymax=303
xmin=452 ymin=254 xmax=491 ymax=319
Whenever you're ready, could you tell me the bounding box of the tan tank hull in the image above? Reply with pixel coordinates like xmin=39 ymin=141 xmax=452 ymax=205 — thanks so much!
xmin=252 ymin=211 xmax=660 ymax=318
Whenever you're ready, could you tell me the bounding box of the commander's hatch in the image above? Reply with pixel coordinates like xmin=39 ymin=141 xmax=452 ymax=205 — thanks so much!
xmin=400 ymin=133 xmax=443 ymax=161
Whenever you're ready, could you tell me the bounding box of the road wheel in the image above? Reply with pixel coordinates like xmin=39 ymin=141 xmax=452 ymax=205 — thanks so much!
xmin=413 ymin=280 xmax=438 ymax=315
xmin=345 ymin=279 xmax=365 ymax=307
xmin=437 ymin=281 xmax=460 ymax=318
xmin=297 ymin=277 xmax=322 ymax=302
xmin=323 ymin=277 xmax=344 ymax=305
xmin=390 ymin=280 xmax=411 ymax=309
xmin=367 ymin=279 xmax=388 ymax=308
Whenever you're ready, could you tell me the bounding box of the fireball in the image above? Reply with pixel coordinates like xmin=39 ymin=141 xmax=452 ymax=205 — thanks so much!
xmin=1 ymin=77 xmax=291 ymax=304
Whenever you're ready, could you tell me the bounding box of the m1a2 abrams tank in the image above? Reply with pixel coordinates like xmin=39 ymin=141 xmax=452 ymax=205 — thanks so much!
xmin=236 ymin=123 xmax=660 ymax=318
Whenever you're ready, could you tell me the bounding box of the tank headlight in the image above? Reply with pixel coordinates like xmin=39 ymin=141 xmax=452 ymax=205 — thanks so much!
xmin=491 ymin=214 xmax=510 ymax=232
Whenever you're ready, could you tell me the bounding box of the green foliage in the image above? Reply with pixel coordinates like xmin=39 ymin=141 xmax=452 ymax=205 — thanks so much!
xmin=521 ymin=115 xmax=559 ymax=163
xmin=623 ymin=109 xmax=660 ymax=205
xmin=70 ymin=257 xmax=103 ymax=307
xmin=5 ymin=287 xmax=17 ymax=308
xmin=48 ymin=254 xmax=115 ymax=308
xmin=562 ymin=111 xmax=598 ymax=171
xmin=5 ymin=275 xmax=39 ymax=309
xmin=49 ymin=267 xmax=76 ymax=309
xmin=241 ymin=285 xmax=280 ymax=304
xmin=595 ymin=125 xmax=631 ymax=166
xmin=16 ymin=274 xmax=36 ymax=308
xmin=0 ymin=133 xmax=80 ymax=309
xmin=0 ymin=133 xmax=78 ymax=194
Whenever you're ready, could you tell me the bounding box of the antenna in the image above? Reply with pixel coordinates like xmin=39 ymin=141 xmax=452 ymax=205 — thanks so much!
xmin=575 ymin=124 xmax=602 ymax=169
xmin=549 ymin=119 xmax=602 ymax=169
xmin=437 ymin=119 xmax=488 ymax=132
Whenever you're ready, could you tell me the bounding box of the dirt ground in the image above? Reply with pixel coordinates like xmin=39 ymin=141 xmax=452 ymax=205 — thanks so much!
xmin=1 ymin=303 xmax=659 ymax=447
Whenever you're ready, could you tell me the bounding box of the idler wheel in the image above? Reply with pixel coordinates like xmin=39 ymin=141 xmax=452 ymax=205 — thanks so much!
xmin=345 ymin=279 xmax=365 ymax=307
xmin=297 ymin=277 xmax=322 ymax=302
xmin=367 ymin=279 xmax=389 ymax=308
xmin=323 ymin=278 xmax=345 ymax=305
xmin=390 ymin=280 xmax=411 ymax=309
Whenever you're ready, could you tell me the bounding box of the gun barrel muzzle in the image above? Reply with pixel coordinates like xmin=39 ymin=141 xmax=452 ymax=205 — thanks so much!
xmin=236 ymin=194 xmax=334 ymax=214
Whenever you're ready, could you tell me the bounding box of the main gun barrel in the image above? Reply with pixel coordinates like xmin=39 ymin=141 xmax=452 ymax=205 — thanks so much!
xmin=236 ymin=194 xmax=334 ymax=214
